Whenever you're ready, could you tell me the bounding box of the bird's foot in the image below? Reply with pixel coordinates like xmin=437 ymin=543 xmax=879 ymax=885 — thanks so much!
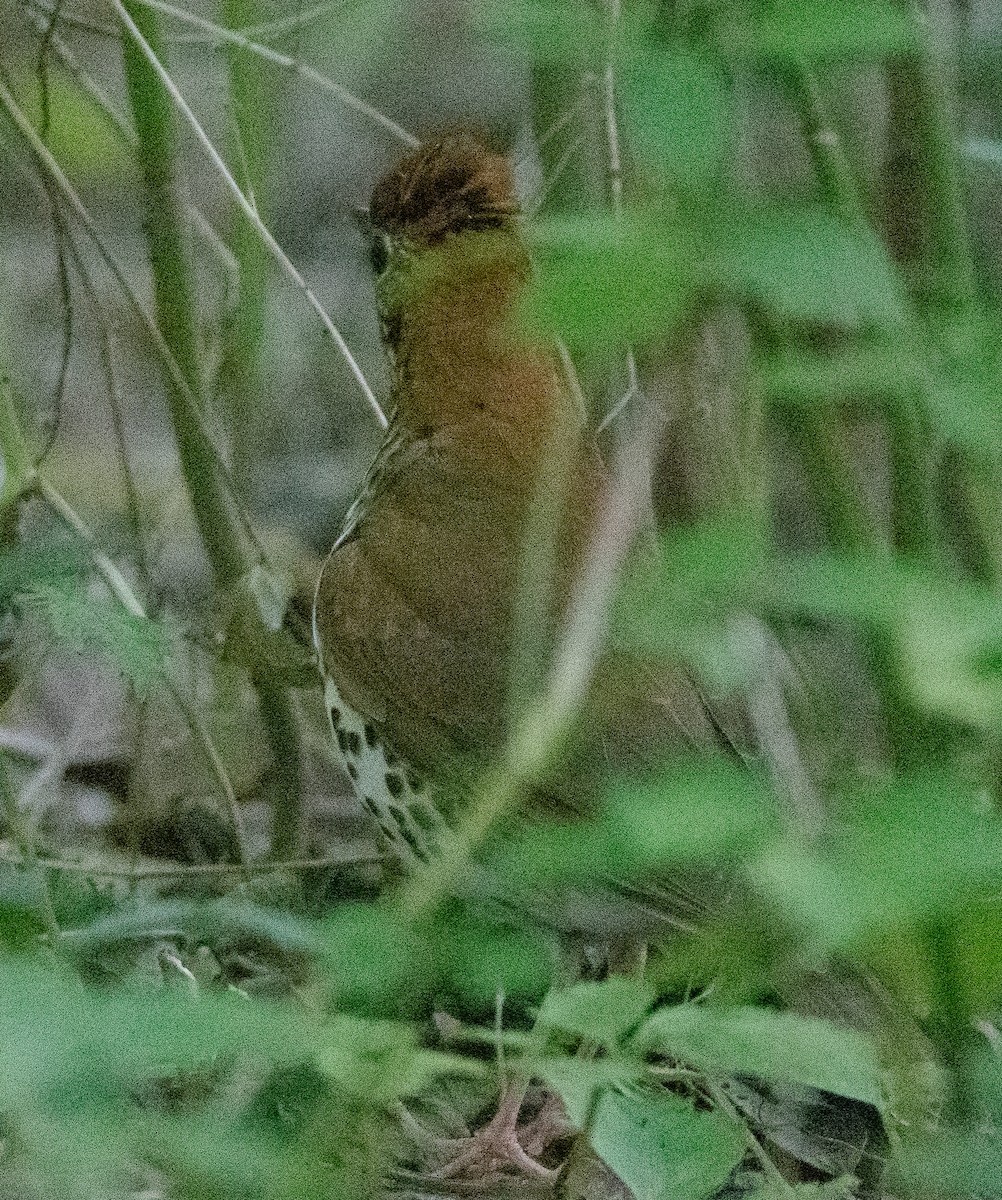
xmin=399 ymin=1084 xmax=569 ymax=1185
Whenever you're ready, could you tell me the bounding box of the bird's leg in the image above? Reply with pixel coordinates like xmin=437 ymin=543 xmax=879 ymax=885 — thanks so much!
xmin=422 ymin=1077 xmax=559 ymax=1182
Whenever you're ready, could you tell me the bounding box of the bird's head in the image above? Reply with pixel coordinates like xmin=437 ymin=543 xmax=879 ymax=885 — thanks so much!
xmin=365 ymin=132 xmax=519 ymax=279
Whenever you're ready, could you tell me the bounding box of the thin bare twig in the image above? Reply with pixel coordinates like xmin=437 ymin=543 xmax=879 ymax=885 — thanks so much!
xmin=129 ymin=0 xmax=418 ymax=150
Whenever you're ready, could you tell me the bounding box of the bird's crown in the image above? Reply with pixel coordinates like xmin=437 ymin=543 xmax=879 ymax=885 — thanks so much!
xmin=368 ymin=133 xmax=519 ymax=248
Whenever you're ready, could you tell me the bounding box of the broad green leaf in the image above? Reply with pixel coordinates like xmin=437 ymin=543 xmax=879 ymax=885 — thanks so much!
xmin=633 ymin=1004 xmax=882 ymax=1106
xmin=496 ymin=759 xmax=777 ymax=888
xmin=536 ymin=1057 xmax=646 ymax=1124
xmin=715 ymin=208 xmax=907 ymax=329
xmin=769 ymin=553 xmax=1002 ymax=730
xmin=752 ymin=777 xmax=1002 ymax=949
xmin=616 ymin=513 xmax=766 ymax=639
xmin=766 ymin=552 xmax=910 ymax=626
xmin=0 ymin=959 xmax=316 ymax=1105
xmin=761 ymin=340 xmax=920 ymax=408
xmin=525 ymin=214 xmax=701 ymax=348
xmin=590 ymin=1089 xmax=745 ymax=1200
xmin=539 ymin=978 xmax=656 ymax=1046
xmin=436 ymin=910 xmax=553 ymax=1002
xmin=601 ymin=762 xmax=779 ymax=870
xmin=898 ymin=1132 xmax=1002 ymax=1192
xmin=725 ymin=0 xmax=916 ymax=61
xmin=624 ymin=48 xmax=734 ymax=191
xmin=0 ymin=540 xmax=86 ymax=605
xmin=321 ymin=904 xmax=434 ymax=1009
xmin=317 ymin=1016 xmax=471 ymax=1101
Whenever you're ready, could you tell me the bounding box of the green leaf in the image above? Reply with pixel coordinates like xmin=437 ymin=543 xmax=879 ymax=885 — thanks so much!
xmin=624 ymin=48 xmax=734 ymax=192
xmin=715 ymin=208 xmax=907 ymax=329
xmin=601 ymin=762 xmax=780 ymax=871
xmin=752 ymin=776 xmax=1002 ymax=950
xmin=766 ymin=551 xmax=910 ymax=626
xmin=496 ymin=759 xmax=778 ymax=888
xmin=761 ymin=340 xmax=920 ymax=408
xmin=615 ymin=513 xmax=766 ymax=650
xmin=26 ymin=582 xmax=168 ymax=693
xmin=318 ymin=1016 xmax=461 ymax=1102
xmin=473 ymin=0 xmax=605 ymax=63
xmin=589 ymin=1089 xmax=745 ymax=1200
xmin=633 ymin=1004 xmax=883 ymax=1107
xmin=437 ymin=911 xmax=553 ymax=1003
xmin=0 ymin=540 xmax=86 ymax=605
xmin=17 ymin=69 xmax=128 ymax=179
xmin=539 ymin=978 xmax=656 ymax=1046
xmin=321 ymin=904 xmax=434 ymax=1010
xmin=725 ymin=0 xmax=917 ymax=61
xmin=525 ymin=214 xmax=701 ymax=348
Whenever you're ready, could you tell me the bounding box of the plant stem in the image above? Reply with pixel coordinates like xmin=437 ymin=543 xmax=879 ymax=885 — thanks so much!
xmin=120 ymin=1 xmax=246 ymax=588
xmin=118 ymin=2 xmax=306 ymax=856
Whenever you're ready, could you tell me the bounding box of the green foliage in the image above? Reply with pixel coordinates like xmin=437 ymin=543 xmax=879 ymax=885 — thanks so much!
xmin=17 ymin=68 xmax=128 ymax=178
xmin=721 ymin=0 xmax=917 ymax=62
xmin=25 ymin=581 xmax=168 ymax=693
xmin=588 ymin=1088 xmax=746 ymax=1200
xmin=634 ymin=1005 xmax=882 ymax=1107
xmin=3 ymin=0 xmax=1002 ymax=1193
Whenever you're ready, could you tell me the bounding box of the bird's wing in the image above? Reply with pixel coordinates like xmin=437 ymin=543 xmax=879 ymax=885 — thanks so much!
xmin=313 ymin=417 xmax=539 ymax=774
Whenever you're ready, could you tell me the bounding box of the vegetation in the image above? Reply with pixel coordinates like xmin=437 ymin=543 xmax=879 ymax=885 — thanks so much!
xmin=1 ymin=0 xmax=1001 ymax=1196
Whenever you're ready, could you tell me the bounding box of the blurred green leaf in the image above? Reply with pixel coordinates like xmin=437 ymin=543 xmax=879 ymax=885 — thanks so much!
xmin=761 ymin=340 xmax=919 ymax=408
xmin=17 ymin=69 xmax=128 ymax=178
xmin=540 ymin=978 xmax=655 ymax=1046
xmin=317 ymin=1016 xmax=431 ymax=1101
xmin=724 ymin=0 xmax=917 ymax=61
xmin=715 ymin=208 xmax=907 ymax=328
xmin=616 ymin=513 xmax=766 ymax=642
xmin=474 ymin=0 xmax=605 ymax=62
xmin=0 ymin=540 xmax=86 ymax=605
xmin=497 ymin=759 xmax=777 ymax=888
xmin=26 ymin=582 xmax=168 ymax=693
xmin=321 ymin=904 xmax=433 ymax=1010
xmin=436 ymin=910 xmax=553 ymax=1003
xmin=624 ymin=48 xmax=734 ymax=192
xmin=753 ymin=777 xmax=1002 ymax=949
xmin=525 ymin=214 xmax=701 ymax=348
xmin=601 ymin=762 xmax=779 ymax=871
xmin=770 ymin=553 xmax=1002 ymax=730
xmin=633 ymin=1004 xmax=882 ymax=1106
xmin=588 ymin=1088 xmax=745 ymax=1200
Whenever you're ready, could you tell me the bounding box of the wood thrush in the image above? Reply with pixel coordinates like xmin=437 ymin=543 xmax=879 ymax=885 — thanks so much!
xmin=312 ymin=132 xmax=727 ymax=876
xmin=310 ymin=134 xmax=894 ymax=1190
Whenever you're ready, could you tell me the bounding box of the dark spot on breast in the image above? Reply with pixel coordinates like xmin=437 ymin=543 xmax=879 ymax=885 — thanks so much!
xmin=389 ymin=805 xmax=422 ymax=855
xmin=346 ymin=731 xmax=362 ymax=756
xmin=405 ymin=769 xmax=424 ymax=792
xmin=385 ymin=772 xmax=404 ymax=798
xmin=337 ymin=730 xmax=349 ymax=754
xmin=364 ymin=723 xmax=378 ymax=747
xmin=362 ymin=796 xmax=379 ymax=815
xmin=346 ymin=762 xmax=358 ymax=782
xmin=410 ymin=805 xmax=435 ymax=831
xmin=384 ymin=746 xmax=401 ymax=767
xmin=329 ymin=706 xmax=342 ymax=727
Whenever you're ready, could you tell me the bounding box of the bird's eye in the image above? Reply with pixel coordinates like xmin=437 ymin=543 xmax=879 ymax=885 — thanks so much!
xmin=367 ymin=231 xmax=392 ymax=277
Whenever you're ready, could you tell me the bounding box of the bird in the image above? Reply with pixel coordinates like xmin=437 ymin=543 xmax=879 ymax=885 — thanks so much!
xmin=309 ymin=131 xmax=746 ymax=1184
xmin=311 ymin=133 xmax=728 ymax=870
